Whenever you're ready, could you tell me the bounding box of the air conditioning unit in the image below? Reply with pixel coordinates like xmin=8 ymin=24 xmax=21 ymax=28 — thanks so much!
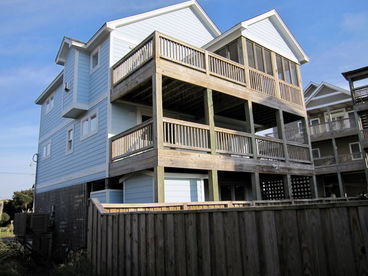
xmin=64 ymin=82 xmax=70 ymax=92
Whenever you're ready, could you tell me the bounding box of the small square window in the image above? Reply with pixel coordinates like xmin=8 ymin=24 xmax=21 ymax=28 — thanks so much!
xmin=90 ymin=115 xmax=97 ymax=132
xmin=312 ymin=148 xmax=320 ymax=159
xmin=91 ymin=47 xmax=100 ymax=72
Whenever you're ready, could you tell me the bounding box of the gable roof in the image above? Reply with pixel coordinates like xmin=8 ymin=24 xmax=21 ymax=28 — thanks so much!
xmin=35 ymin=71 xmax=64 ymax=104
xmin=204 ymin=9 xmax=309 ymax=64
xmin=55 ymin=1 xmax=220 ymax=65
xmin=304 ymin=81 xmax=350 ymax=104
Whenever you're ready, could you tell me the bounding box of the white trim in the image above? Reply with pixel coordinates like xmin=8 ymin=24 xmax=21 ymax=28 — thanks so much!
xmin=35 ymin=71 xmax=63 ymax=104
xmin=305 ymin=82 xmax=350 ymax=104
xmin=37 ymin=164 xmax=106 ymax=189
xmin=80 ymin=109 xmax=99 ymax=141
xmin=65 ymin=125 xmax=74 ymax=155
xmin=73 ymin=50 xmax=79 ymax=104
xmin=309 ymin=91 xmax=348 ymax=102
xmin=349 ymin=142 xmax=362 ymax=160
xmin=306 ymin=98 xmax=352 ymax=111
xmin=312 ymin=148 xmax=320 ymax=159
xmin=90 ymin=46 xmax=101 ymax=73
xmin=41 ymin=140 xmax=52 ymax=160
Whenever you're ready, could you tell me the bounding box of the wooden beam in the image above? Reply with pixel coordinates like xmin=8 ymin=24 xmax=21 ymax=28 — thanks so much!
xmin=251 ymin=172 xmax=261 ymax=200
xmin=154 ymin=166 xmax=165 ymax=203
xmin=310 ymin=175 xmax=319 ymax=198
xmin=284 ymin=174 xmax=293 ymax=199
xmin=240 ymin=36 xmax=251 ymax=86
xmin=208 ymin=169 xmax=219 ymax=201
xmin=244 ymin=101 xmax=257 ymax=159
xmin=152 ymin=72 xmax=163 ymax=149
xmin=276 ymin=110 xmax=289 ymax=162
xmin=204 ymin=88 xmax=216 ymax=154
xmin=337 ymin=172 xmax=345 ymax=197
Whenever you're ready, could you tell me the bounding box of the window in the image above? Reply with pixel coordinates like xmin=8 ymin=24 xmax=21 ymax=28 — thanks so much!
xmin=42 ymin=141 xmax=51 ymax=159
xmin=81 ymin=112 xmax=98 ymax=139
xmin=45 ymin=94 xmax=54 ymax=113
xmin=312 ymin=148 xmax=320 ymax=159
xmin=66 ymin=127 xmax=74 ymax=153
xmin=214 ymin=39 xmax=241 ymax=64
xmin=276 ymin=54 xmax=299 ymax=86
xmin=297 ymin=121 xmax=304 ymax=134
xmin=90 ymin=47 xmax=100 ymax=72
xmin=246 ymin=39 xmax=273 ymax=76
xmin=309 ymin=118 xmax=321 ymax=135
xmin=349 ymin=142 xmax=362 ymax=160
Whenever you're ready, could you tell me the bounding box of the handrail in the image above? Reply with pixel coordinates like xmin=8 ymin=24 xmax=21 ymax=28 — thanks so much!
xmin=111 ymin=119 xmax=153 ymax=141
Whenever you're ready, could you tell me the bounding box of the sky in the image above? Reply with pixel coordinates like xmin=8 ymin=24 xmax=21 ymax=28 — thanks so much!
xmin=0 ymin=0 xmax=367 ymax=199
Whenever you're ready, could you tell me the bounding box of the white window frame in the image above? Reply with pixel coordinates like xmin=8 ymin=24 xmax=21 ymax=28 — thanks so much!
xmin=312 ymin=148 xmax=320 ymax=159
xmin=66 ymin=125 xmax=74 ymax=154
xmin=297 ymin=121 xmax=304 ymax=134
xmin=310 ymin=118 xmax=320 ymax=125
xmin=42 ymin=140 xmax=52 ymax=160
xmin=349 ymin=142 xmax=362 ymax=160
xmin=90 ymin=46 xmax=100 ymax=73
xmin=45 ymin=93 xmax=55 ymax=114
xmin=80 ymin=111 xmax=98 ymax=140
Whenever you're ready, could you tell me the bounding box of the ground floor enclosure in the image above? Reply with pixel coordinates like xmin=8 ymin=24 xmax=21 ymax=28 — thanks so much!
xmin=88 ymin=198 xmax=368 ymax=276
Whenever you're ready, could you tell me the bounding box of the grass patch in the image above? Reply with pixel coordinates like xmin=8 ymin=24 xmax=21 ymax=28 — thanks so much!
xmin=0 ymin=227 xmax=14 ymax=238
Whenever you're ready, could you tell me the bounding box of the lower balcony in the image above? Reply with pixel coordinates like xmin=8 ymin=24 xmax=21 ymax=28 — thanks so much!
xmin=109 ymin=117 xmax=312 ymax=177
xmin=313 ymin=153 xmax=366 ymax=174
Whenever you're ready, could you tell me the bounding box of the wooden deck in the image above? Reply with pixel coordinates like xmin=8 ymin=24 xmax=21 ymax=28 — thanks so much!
xmin=109 ymin=117 xmax=313 ymax=177
xmin=110 ymin=32 xmax=306 ymax=117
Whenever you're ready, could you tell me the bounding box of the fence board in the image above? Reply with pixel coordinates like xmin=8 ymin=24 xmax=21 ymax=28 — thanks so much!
xmin=87 ymin=199 xmax=368 ymax=276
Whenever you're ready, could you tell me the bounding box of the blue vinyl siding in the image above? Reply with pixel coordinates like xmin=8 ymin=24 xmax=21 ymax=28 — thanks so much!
xmin=89 ymin=39 xmax=109 ymax=103
xmin=36 ymin=98 xmax=108 ymax=192
xmin=77 ymin=51 xmax=90 ymax=105
xmin=39 ymin=84 xmax=71 ymax=138
xmin=63 ymin=48 xmax=75 ymax=110
xmin=124 ymin=174 xmax=154 ymax=203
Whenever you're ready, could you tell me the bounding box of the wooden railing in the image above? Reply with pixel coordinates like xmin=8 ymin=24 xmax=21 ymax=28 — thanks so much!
xmin=111 ymin=32 xmax=304 ymax=106
xmin=215 ymin=127 xmax=252 ymax=156
xmin=284 ymin=127 xmax=307 ymax=144
xmin=163 ymin=117 xmax=210 ymax=152
xmin=353 ymin=85 xmax=368 ymax=104
xmin=255 ymin=136 xmax=285 ymax=160
xmin=313 ymin=155 xmax=336 ymax=167
xmin=110 ymin=120 xmax=153 ymax=161
xmin=160 ymin=36 xmax=205 ymax=70
xmin=208 ymin=53 xmax=246 ymax=84
xmin=279 ymin=80 xmax=303 ymax=105
xmin=339 ymin=152 xmax=363 ymax=163
xmin=314 ymin=152 xmax=364 ymax=167
xmin=249 ymin=67 xmax=276 ymax=97
xmin=309 ymin=118 xmax=357 ymax=136
xmin=287 ymin=144 xmax=310 ymax=162
xmin=112 ymin=35 xmax=154 ymax=85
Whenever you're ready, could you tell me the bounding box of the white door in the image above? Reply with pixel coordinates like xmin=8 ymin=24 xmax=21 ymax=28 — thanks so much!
xmin=164 ymin=178 xmax=204 ymax=203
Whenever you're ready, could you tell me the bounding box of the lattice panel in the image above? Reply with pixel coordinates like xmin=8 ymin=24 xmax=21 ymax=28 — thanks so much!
xmin=291 ymin=176 xmax=312 ymax=199
xmin=260 ymin=176 xmax=286 ymax=200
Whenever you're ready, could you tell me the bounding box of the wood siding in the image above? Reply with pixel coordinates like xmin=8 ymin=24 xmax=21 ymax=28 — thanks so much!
xmin=88 ymin=198 xmax=368 ymax=276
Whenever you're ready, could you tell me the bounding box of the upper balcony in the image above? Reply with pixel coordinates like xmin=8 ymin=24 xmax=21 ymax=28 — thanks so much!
xmin=110 ymin=32 xmax=305 ymax=116
xmin=309 ymin=117 xmax=358 ymax=141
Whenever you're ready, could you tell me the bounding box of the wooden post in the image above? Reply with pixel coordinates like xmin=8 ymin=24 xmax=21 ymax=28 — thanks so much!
xmin=337 ymin=172 xmax=345 ymax=198
xmin=276 ymin=109 xmax=289 ymax=162
xmin=251 ymin=172 xmax=261 ymax=200
xmin=208 ymin=170 xmax=219 ymax=201
xmin=204 ymin=88 xmax=216 ymax=154
xmin=271 ymin=52 xmax=281 ymax=99
xmin=154 ymin=166 xmax=165 ymax=202
xmin=284 ymin=174 xmax=293 ymax=199
xmin=240 ymin=37 xmax=251 ymax=86
xmin=244 ymin=101 xmax=257 ymax=159
xmin=310 ymin=175 xmax=319 ymax=198
xmin=152 ymin=70 xmax=164 ymax=203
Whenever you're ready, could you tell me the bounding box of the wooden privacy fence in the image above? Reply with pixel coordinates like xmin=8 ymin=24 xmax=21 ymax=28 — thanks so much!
xmin=88 ymin=198 xmax=368 ymax=276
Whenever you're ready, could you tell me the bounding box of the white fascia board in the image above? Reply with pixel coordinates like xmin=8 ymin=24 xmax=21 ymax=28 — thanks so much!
xmin=306 ymin=98 xmax=352 ymax=111
xmin=309 ymin=91 xmax=351 ymax=102
xmin=107 ymin=0 xmax=220 ymax=37
xmin=203 ymin=22 xmax=245 ymax=49
xmin=303 ymin=81 xmax=319 ymax=94
xmin=305 ymin=82 xmax=351 ymax=104
xmin=35 ymin=71 xmax=64 ymax=104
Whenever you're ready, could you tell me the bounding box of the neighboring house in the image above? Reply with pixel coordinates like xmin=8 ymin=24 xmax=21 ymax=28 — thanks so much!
xmin=34 ymin=0 xmax=314 ymax=252
xmin=304 ymin=81 xmax=367 ymax=197
xmin=0 ymin=200 xmax=3 ymax=220
xmin=342 ymin=66 xmax=368 ymax=187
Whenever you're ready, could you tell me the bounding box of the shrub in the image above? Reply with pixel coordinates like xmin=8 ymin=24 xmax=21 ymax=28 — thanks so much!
xmin=0 ymin=212 xmax=10 ymax=225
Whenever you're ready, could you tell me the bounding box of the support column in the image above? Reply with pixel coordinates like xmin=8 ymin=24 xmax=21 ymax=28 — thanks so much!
xmin=310 ymin=175 xmax=318 ymax=198
xmin=240 ymin=37 xmax=251 ymax=86
xmin=337 ymin=172 xmax=345 ymax=197
xmin=244 ymin=101 xmax=257 ymax=159
xmin=208 ymin=170 xmax=219 ymax=201
xmin=152 ymin=72 xmax=164 ymax=202
xmin=251 ymin=172 xmax=261 ymax=200
xmin=283 ymin=174 xmax=293 ymax=199
xmin=204 ymin=89 xmax=219 ymax=201
xmin=276 ymin=109 xmax=289 ymax=162
xmin=154 ymin=166 xmax=165 ymax=202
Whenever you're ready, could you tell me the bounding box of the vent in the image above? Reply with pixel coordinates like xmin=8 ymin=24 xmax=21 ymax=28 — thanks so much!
xmin=64 ymin=82 xmax=70 ymax=92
